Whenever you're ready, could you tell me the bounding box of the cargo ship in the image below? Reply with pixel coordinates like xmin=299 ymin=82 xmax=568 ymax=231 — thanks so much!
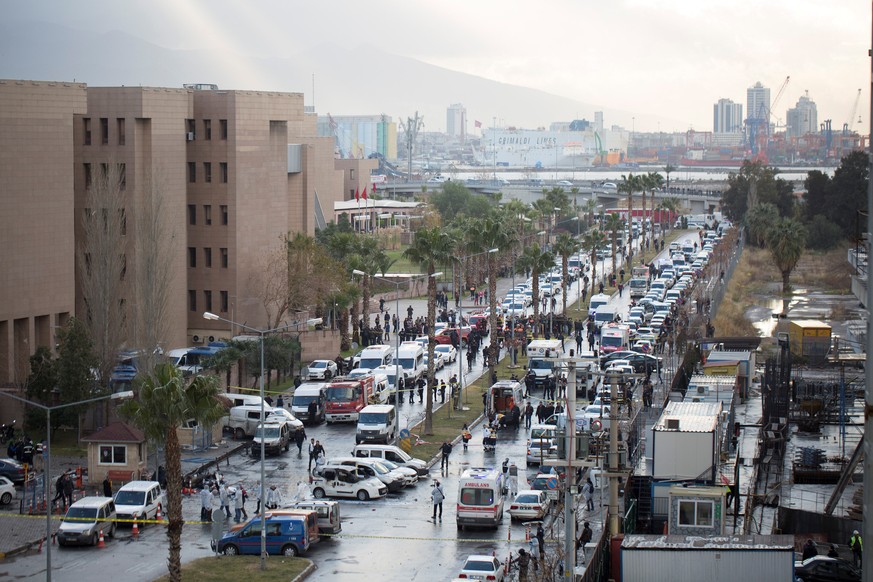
xmin=473 ymin=124 xmax=628 ymax=168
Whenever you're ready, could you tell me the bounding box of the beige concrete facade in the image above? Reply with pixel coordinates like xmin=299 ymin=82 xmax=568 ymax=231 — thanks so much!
xmin=0 ymin=80 xmax=87 ymax=385
xmin=74 ymin=86 xmax=192 ymax=354
xmin=2 ymin=81 xmax=348 ymax=379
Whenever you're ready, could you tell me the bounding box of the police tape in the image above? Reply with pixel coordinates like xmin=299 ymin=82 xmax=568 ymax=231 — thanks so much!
xmin=2 ymin=512 xmax=560 ymax=543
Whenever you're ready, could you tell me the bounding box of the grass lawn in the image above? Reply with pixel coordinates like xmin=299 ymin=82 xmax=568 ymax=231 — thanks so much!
xmin=152 ymin=556 xmax=310 ymax=582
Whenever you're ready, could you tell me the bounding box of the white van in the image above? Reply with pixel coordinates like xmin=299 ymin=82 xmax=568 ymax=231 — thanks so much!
xmin=350 ymin=444 xmax=428 ymax=476
xmin=355 ymin=404 xmax=396 ymax=444
xmin=166 ymin=348 xmax=201 ymax=376
xmin=358 ymin=345 xmax=394 ymax=370
xmin=290 ymin=383 xmax=326 ymax=424
xmin=588 ymin=293 xmax=611 ymax=316
xmin=526 ymin=339 xmax=562 ymax=359
xmin=57 ymin=496 xmax=117 ymax=546
xmin=114 ymin=480 xmax=164 ymax=524
xmin=225 ymin=404 xmax=275 ymax=439
xmin=456 ymin=467 xmax=506 ymax=530
xmin=396 ymin=342 xmax=425 ymax=384
xmin=220 ymin=392 xmax=265 ymax=408
xmin=593 ymin=306 xmax=619 ymax=330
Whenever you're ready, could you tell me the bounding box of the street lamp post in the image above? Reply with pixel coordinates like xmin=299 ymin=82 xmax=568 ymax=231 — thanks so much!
xmin=203 ymin=312 xmax=319 ymax=570
xmin=0 ymin=390 xmax=133 ymax=582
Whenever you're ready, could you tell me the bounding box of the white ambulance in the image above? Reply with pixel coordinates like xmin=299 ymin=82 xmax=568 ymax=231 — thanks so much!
xmin=456 ymin=467 xmax=506 ymax=530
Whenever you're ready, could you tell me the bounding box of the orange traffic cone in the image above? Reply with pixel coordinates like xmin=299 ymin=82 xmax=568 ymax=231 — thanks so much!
xmin=97 ymin=530 xmax=106 ymax=548
xmin=156 ymin=504 xmax=163 ymax=522
xmin=132 ymin=518 xmax=139 ymax=540
xmin=37 ymin=536 xmax=44 ymax=553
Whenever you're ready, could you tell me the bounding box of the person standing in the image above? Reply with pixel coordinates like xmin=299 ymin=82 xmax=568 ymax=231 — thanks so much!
xmin=461 ymin=425 xmax=471 ymax=451
xmin=431 ymin=479 xmax=445 ymax=520
xmin=850 ymin=530 xmax=862 ymax=569
xmin=524 ymin=402 xmax=534 ymax=429
xmin=307 ymin=438 xmax=317 ymax=472
xmin=536 ymin=524 xmax=545 ymax=557
xmin=578 ymin=521 xmax=593 ymax=562
xmin=63 ymin=472 xmax=74 ymax=508
xmin=266 ymin=484 xmax=281 ymax=510
xmin=219 ymin=483 xmax=231 ymax=519
xmin=508 ymin=462 xmax=519 ymax=497
xmin=802 ymin=539 xmax=817 ymax=561
xmin=230 ymin=487 xmax=242 ymax=523
xmin=239 ymin=484 xmax=249 ymax=520
xmin=827 ymin=544 xmax=839 ymax=559
xmin=200 ymin=486 xmax=212 ymax=521
xmin=294 ymin=427 xmax=306 ymax=458
xmin=102 ymin=475 xmax=112 ymax=498
xmin=512 ymin=548 xmax=531 ymax=580
xmin=582 ymin=477 xmax=595 ymax=511
xmin=440 ymin=441 xmax=453 ymax=470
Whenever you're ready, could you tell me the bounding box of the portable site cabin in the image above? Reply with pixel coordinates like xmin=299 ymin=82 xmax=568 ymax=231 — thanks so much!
xmin=652 ymin=401 xmax=722 ymax=483
xmin=685 ymin=375 xmax=737 ymax=405
xmin=788 ymin=320 xmax=832 ymax=364
xmin=704 ymin=351 xmax=755 ymax=400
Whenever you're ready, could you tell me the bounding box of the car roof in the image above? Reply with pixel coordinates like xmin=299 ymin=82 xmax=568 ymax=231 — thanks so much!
xmin=117 ymin=480 xmax=161 ymax=491
xmin=70 ymin=496 xmax=116 ymax=508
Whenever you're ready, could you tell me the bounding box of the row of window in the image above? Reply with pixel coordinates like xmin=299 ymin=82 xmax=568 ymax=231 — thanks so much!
xmin=83 ymin=118 xmax=125 ymax=146
xmin=188 ymin=161 xmax=228 ymax=184
xmin=186 ymin=118 xmax=228 ymax=141
xmin=82 ymin=117 xmax=229 ymax=146
xmin=189 ymin=289 xmax=229 ymax=313
xmin=188 ymin=247 xmax=228 ymax=269
xmin=188 ymin=204 xmax=228 ymax=226
xmin=83 ymin=163 xmax=126 ymax=190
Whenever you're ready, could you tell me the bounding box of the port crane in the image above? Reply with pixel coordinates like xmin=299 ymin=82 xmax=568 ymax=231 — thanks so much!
xmin=843 ymin=88 xmax=862 ymax=134
xmin=399 ymin=111 xmax=424 ymax=183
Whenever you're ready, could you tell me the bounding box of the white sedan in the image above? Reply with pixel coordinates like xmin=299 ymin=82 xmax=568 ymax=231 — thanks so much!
xmin=0 ymin=475 xmax=14 ymax=505
xmin=307 ymin=359 xmax=338 ymax=380
xmin=434 ymin=344 xmax=457 ymax=364
xmin=508 ymin=490 xmax=550 ymax=521
xmin=458 ymin=554 xmax=505 ymax=582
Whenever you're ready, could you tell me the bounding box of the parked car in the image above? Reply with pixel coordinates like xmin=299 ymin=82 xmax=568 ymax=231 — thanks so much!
xmin=307 ymin=360 xmax=338 ymax=380
xmin=0 ymin=475 xmax=15 ymax=505
xmin=0 ymin=458 xmax=25 ymax=484
xmin=458 ymin=554 xmax=506 ymax=582
xmin=212 ymin=513 xmax=311 ymax=557
xmin=507 ymin=490 xmax=550 ymax=521
xmin=529 ymin=474 xmax=561 ymax=503
xmin=57 ymin=496 xmax=117 ymax=547
xmin=793 ymin=555 xmax=861 ymax=581
xmin=434 ymin=344 xmax=457 ymax=364
xmin=310 ymin=465 xmax=387 ymax=501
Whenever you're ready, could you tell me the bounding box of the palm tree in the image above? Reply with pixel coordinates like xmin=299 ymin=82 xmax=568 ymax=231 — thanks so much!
xmin=580 ymin=229 xmax=608 ymax=295
xmin=531 ymin=198 xmax=555 ymax=241
xmin=553 ymin=232 xmax=582 ymax=313
xmin=120 ymin=364 xmax=225 ymax=582
xmin=766 ymin=217 xmax=807 ymax=314
xmin=657 ymin=197 xmax=682 ymax=233
xmin=517 ymin=243 xmax=554 ymax=335
xmin=664 ymin=163 xmax=677 ymax=193
xmin=354 ymin=238 xmax=391 ymax=329
xmin=603 ymin=213 xmax=625 ymax=286
xmin=619 ymin=174 xmax=643 ymax=262
xmin=468 ymin=217 xmax=510 ymax=378
xmin=643 ymin=172 xmax=664 ymax=247
xmin=404 ymin=227 xmax=453 ymax=434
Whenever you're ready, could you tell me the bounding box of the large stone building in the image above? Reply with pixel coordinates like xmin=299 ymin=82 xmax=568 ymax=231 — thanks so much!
xmin=1 ymin=80 xmax=359 ymax=386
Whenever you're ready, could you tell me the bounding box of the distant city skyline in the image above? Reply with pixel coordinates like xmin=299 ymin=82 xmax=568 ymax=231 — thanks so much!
xmin=3 ymin=0 xmax=869 ymax=133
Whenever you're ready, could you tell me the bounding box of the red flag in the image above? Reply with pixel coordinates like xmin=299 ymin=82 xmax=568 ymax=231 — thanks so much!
xmin=362 ymin=185 xmax=368 ymax=200
xmin=474 ymin=120 xmax=482 ymax=128
xmin=355 ymin=187 xmax=359 ymax=202
xmin=371 ymin=183 xmax=376 ymax=195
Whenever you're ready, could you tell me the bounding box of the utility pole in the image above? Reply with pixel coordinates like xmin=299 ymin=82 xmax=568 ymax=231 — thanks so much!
xmin=564 ymin=357 xmax=577 ymax=581
xmin=607 ymin=373 xmax=622 ymax=536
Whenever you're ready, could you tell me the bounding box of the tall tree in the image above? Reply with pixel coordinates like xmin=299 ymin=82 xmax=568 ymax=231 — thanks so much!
xmin=79 ymin=162 xmax=129 ymax=392
xmin=284 ymin=233 xmax=343 ymax=327
xmin=120 ymin=364 xmax=225 ymax=582
xmin=469 ymin=217 xmax=510 ymax=378
xmin=552 ymin=233 xmax=582 ymax=313
xmin=517 ymin=244 xmax=554 ymax=335
xmin=767 ymin=217 xmax=807 ymax=308
xmin=55 ymin=318 xmax=100 ymax=440
xmin=664 ymin=163 xmax=677 ymax=193
xmin=746 ymin=203 xmax=779 ymax=248
xmin=721 ymin=160 xmax=794 ymax=222
xmin=132 ymin=172 xmax=175 ymax=372
xmin=643 ymin=172 xmax=664 ymax=246
xmin=604 ymin=213 xmax=626 ymax=285
xmin=404 ymin=227 xmax=453 ymax=434
xmin=430 ymin=181 xmax=493 ymax=222
xmin=353 ymin=237 xmax=392 ymax=329
xmin=826 ymin=150 xmax=868 ymax=231
xmin=619 ymin=174 xmax=642 ymax=262
xmin=580 ymin=229 xmax=608 ymax=295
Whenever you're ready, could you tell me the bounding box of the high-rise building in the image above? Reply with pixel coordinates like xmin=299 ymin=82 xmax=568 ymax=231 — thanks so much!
xmin=713 ymin=98 xmax=743 ymax=134
xmin=446 ymin=103 xmax=466 ymax=139
xmin=786 ymin=93 xmax=818 ymax=138
xmin=747 ymin=81 xmax=770 ymax=121
xmin=0 ymin=80 xmax=87 ymax=385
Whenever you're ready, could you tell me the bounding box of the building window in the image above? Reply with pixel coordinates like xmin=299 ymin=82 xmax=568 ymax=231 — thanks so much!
xmin=83 ymin=118 xmax=92 ymax=145
xmin=188 ymin=161 xmax=196 ymax=183
xmin=203 ymin=290 xmax=213 ymax=311
xmin=118 ymin=163 xmax=126 ymax=191
xmin=220 ymin=205 xmax=228 ymax=225
xmin=188 ymin=290 xmax=197 ymax=312
xmin=220 ymin=119 xmax=228 ymax=139
xmin=98 ymin=444 xmax=127 ymax=465
xmin=186 ymin=118 xmax=195 ymax=138
xmin=204 ymin=247 xmax=212 ymax=268
xmin=203 ymin=204 xmax=212 ymax=225
xmin=100 ymin=118 xmax=109 ymax=145
xmin=187 ymin=204 xmax=196 ymax=225
xmin=117 ymin=118 xmax=125 ymax=145
xmin=220 ymin=290 xmax=229 ymax=312
xmin=204 ymin=162 xmax=212 ymax=183
xmin=84 ymin=163 xmax=92 ymax=189
xmin=220 ymin=162 xmax=228 ymax=183
xmin=203 ymin=119 xmax=212 ymax=140
xmin=350 ymin=169 xmax=356 ymax=180
xmin=220 ymin=248 xmax=228 ymax=268
xmin=188 ymin=247 xmax=197 ymax=268
xmin=678 ymin=500 xmax=714 ymax=528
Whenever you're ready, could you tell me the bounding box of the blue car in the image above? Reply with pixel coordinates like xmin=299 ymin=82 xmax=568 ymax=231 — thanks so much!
xmin=212 ymin=514 xmax=311 ymax=557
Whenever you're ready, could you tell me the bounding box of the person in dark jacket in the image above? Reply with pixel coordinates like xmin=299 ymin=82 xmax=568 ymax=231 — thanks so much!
xmin=801 ymin=539 xmax=818 ymax=561
xmin=103 ymin=476 xmax=112 ymax=498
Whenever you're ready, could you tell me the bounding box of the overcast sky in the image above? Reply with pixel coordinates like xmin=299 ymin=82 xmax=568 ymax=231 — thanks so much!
xmin=6 ymin=0 xmax=870 ymax=132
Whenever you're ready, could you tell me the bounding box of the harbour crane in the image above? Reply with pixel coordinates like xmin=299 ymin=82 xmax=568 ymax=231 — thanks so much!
xmin=399 ymin=112 xmax=424 ymax=183
xmin=844 ymin=88 xmax=862 ymax=134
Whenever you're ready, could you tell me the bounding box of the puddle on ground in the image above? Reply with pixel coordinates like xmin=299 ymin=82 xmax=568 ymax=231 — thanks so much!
xmin=747 ymin=288 xmax=815 ymax=337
